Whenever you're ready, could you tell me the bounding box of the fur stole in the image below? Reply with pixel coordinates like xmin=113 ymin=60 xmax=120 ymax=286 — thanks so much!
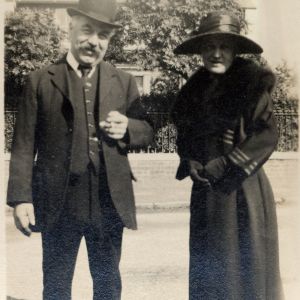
xmin=177 ymin=57 xmax=276 ymax=129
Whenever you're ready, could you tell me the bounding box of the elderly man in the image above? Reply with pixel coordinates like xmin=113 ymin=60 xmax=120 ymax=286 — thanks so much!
xmin=7 ymin=0 xmax=153 ymax=299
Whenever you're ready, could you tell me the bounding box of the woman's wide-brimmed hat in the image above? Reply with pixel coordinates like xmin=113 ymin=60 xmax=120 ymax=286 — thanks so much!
xmin=174 ymin=12 xmax=263 ymax=55
xmin=67 ymin=0 xmax=121 ymax=28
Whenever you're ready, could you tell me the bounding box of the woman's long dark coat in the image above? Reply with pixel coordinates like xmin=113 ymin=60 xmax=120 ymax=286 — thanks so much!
xmin=172 ymin=58 xmax=284 ymax=299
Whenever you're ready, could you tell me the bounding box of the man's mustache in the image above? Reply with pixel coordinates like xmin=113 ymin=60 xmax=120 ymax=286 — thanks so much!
xmin=80 ymin=45 xmax=100 ymax=53
xmin=209 ymin=60 xmax=224 ymax=63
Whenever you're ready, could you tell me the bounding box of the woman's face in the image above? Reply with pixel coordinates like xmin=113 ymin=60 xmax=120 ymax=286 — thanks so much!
xmin=201 ymin=36 xmax=235 ymax=74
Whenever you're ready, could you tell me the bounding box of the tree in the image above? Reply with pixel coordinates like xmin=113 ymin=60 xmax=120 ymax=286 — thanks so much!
xmin=4 ymin=8 xmax=67 ymax=151
xmin=272 ymin=61 xmax=298 ymax=151
xmin=4 ymin=2 xmax=297 ymax=152
xmin=5 ymin=8 xmax=66 ymax=107
xmin=105 ymin=0 xmax=246 ymax=113
xmin=273 ymin=61 xmax=297 ymax=111
xmin=5 ymin=1 xmax=245 ymax=103
xmin=107 ymin=0 xmax=245 ymax=89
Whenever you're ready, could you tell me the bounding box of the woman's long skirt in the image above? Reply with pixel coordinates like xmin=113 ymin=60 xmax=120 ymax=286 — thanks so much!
xmin=189 ymin=170 xmax=284 ymax=300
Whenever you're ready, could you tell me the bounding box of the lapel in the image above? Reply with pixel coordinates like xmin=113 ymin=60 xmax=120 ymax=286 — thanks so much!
xmin=48 ymin=58 xmax=117 ymax=120
xmin=98 ymin=61 xmax=115 ymax=121
xmin=48 ymin=56 xmax=77 ymax=110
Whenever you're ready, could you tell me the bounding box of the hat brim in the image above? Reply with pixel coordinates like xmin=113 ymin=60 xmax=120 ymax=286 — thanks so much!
xmin=174 ymin=32 xmax=263 ymax=55
xmin=67 ymin=7 xmax=121 ymax=28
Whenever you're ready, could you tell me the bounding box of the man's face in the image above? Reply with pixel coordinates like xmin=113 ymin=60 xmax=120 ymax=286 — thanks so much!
xmin=201 ymin=36 xmax=235 ymax=74
xmin=69 ymin=15 xmax=114 ymax=66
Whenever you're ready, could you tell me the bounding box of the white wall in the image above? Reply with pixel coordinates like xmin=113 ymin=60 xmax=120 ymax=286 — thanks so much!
xmin=256 ymin=0 xmax=300 ymax=72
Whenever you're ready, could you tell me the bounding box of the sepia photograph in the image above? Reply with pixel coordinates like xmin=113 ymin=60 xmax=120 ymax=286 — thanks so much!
xmin=1 ymin=0 xmax=300 ymax=299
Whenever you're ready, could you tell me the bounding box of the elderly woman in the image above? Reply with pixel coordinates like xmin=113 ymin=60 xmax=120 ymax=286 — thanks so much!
xmin=172 ymin=12 xmax=283 ymax=300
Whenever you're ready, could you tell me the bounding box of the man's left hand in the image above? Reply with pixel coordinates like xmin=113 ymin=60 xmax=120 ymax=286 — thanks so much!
xmin=99 ymin=111 xmax=128 ymax=140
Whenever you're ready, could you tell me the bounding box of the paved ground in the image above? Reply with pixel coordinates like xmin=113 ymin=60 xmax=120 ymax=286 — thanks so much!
xmin=6 ymin=211 xmax=189 ymax=300
xmin=4 ymin=157 xmax=300 ymax=299
xmin=6 ymin=206 xmax=300 ymax=300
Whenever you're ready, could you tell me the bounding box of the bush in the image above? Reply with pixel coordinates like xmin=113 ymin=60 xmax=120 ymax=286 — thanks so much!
xmin=5 ymin=8 xmax=66 ymax=108
xmin=4 ymin=6 xmax=298 ymax=152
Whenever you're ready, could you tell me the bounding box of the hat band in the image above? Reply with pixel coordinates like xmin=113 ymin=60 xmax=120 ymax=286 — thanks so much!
xmin=199 ymin=23 xmax=240 ymax=35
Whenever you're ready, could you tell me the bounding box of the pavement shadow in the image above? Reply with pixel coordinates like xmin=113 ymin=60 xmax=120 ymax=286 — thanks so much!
xmin=7 ymin=296 xmax=27 ymax=300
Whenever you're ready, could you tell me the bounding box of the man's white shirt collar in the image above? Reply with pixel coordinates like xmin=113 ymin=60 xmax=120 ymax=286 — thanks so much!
xmin=66 ymin=51 xmax=97 ymax=78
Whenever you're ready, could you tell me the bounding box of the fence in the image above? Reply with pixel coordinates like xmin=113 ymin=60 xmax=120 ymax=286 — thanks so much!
xmin=5 ymin=110 xmax=17 ymax=153
xmin=4 ymin=110 xmax=299 ymax=153
xmin=136 ymin=111 xmax=299 ymax=153
xmin=275 ymin=112 xmax=299 ymax=152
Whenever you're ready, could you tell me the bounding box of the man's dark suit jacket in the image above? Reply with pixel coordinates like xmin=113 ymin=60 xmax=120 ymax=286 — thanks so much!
xmin=7 ymin=57 xmax=153 ymax=230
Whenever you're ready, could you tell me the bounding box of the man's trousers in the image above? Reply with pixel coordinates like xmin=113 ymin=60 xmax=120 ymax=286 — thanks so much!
xmin=41 ymin=166 xmax=124 ymax=300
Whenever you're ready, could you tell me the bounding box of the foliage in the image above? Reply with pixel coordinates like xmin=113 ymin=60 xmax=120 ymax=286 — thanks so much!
xmin=242 ymin=56 xmax=298 ymax=109
xmin=108 ymin=0 xmax=245 ymax=86
xmin=5 ymin=110 xmax=16 ymax=152
xmin=5 ymin=8 xmax=66 ymax=106
xmin=141 ymin=91 xmax=177 ymax=112
xmin=272 ymin=61 xmax=298 ymax=151
xmin=272 ymin=61 xmax=298 ymax=111
xmin=4 ymin=2 xmax=298 ymax=152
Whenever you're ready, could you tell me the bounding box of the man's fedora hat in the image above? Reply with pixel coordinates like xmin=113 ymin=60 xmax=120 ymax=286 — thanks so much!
xmin=174 ymin=12 xmax=263 ymax=55
xmin=67 ymin=0 xmax=121 ymax=28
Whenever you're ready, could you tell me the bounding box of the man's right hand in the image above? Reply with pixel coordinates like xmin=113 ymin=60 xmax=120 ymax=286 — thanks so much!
xmin=13 ymin=203 xmax=35 ymax=237
xmin=188 ymin=160 xmax=211 ymax=187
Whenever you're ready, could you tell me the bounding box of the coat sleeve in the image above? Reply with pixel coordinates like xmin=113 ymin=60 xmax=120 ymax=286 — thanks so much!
xmin=218 ymin=90 xmax=278 ymax=193
xmin=171 ymin=87 xmax=197 ymax=180
xmin=118 ymin=74 xmax=153 ymax=150
xmin=227 ymin=91 xmax=278 ymax=176
xmin=7 ymin=74 xmax=38 ymax=206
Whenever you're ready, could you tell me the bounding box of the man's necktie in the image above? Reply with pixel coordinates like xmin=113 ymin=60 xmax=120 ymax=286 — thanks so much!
xmin=78 ymin=64 xmax=92 ymax=78
xmin=75 ymin=63 xmax=100 ymax=175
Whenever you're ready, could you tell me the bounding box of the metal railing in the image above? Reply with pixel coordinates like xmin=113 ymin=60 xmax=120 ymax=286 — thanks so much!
xmin=275 ymin=112 xmax=298 ymax=152
xmin=133 ymin=111 xmax=299 ymax=153
xmin=4 ymin=110 xmax=299 ymax=153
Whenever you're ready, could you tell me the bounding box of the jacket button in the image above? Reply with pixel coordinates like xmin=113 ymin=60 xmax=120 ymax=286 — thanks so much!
xmin=69 ymin=128 xmax=73 ymax=132
xmin=89 ymin=137 xmax=98 ymax=142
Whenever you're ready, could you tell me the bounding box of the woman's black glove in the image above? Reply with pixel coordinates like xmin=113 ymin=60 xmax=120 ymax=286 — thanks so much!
xmin=188 ymin=160 xmax=211 ymax=187
xmin=204 ymin=156 xmax=228 ymax=184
